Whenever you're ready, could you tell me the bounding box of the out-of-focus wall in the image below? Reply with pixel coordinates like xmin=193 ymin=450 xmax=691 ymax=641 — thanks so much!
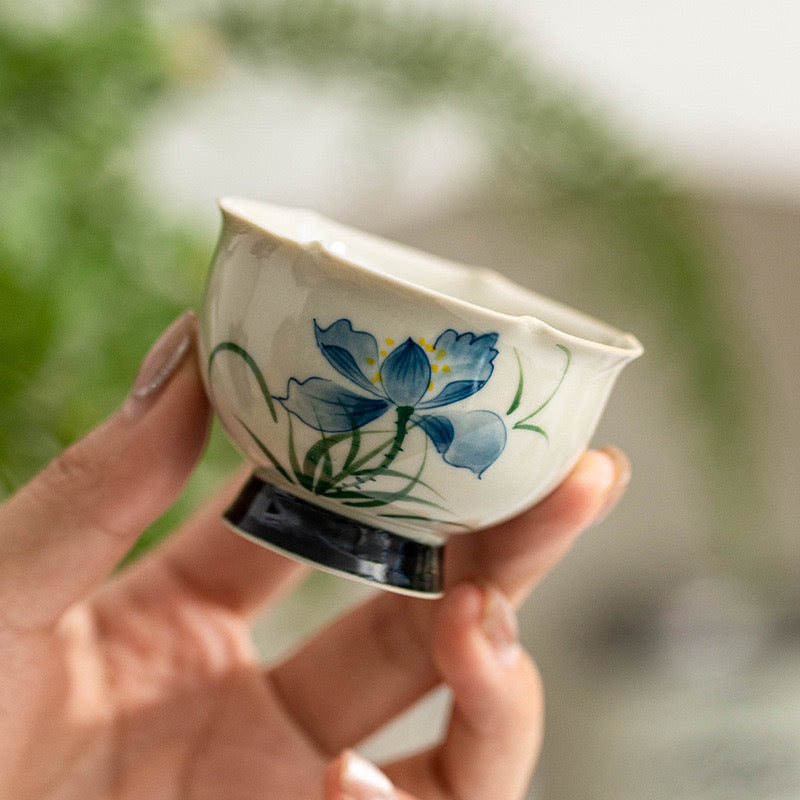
xmin=384 ymin=194 xmax=800 ymax=799
xmin=221 ymin=2 xmax=800 ymax=793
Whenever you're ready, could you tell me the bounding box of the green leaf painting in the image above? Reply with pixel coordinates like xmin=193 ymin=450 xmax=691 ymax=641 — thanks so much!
xmin=208 ymin=318 xmax=569 ymax=526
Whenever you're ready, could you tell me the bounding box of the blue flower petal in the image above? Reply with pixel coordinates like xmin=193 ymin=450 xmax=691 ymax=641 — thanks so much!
xmin=414 ymin=414 xmax=454 ymax=452
xmin=314 ymin=319 xmax=383 ymax=396
xmin=417 ymin=379 xmax=488 ymax=409
xmin=381 ymin=338 xmax=431 ymax=407
xmin=417 ymin=330 xmax=499 ymax=409
xmin=414 ymin=409 xmax=506 ymax=477
xmin=278 ymin=377 xmax=390 ymax=432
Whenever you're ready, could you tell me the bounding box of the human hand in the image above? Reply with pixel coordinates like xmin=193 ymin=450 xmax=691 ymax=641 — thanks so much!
xmin=0 ymin=311 xmax=630 ymax=800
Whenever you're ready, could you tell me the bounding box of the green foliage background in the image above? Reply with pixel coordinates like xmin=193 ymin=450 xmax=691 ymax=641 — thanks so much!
xmin=0 ymin=0 xmax=762 ymax=567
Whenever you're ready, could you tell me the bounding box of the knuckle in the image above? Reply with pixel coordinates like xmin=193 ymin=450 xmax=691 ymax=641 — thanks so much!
xmin=42 ymin=442 xmax=102 ymax=494
xmin=36 ymin=440 xmax=111 ymax=524
xmin=36 ymin=446 xmax=126 ymax=542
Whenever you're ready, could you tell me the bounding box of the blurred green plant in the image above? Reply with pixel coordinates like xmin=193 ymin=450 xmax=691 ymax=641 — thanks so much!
xmin=0 ymin=2 xmax=225 ymax=552
xmin=0 ymin=0 xmax=764 ymax=571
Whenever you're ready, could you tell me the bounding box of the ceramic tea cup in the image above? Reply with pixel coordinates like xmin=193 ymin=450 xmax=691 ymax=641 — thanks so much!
xmin=198 ymin=199 xmax=643 ymax=596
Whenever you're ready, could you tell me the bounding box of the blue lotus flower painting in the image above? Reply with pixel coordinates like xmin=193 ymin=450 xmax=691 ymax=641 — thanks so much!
xmin=279 ymin=319 xmax=506 ymax=478
xmin=208 ymin=317 xmax=570 ymax=525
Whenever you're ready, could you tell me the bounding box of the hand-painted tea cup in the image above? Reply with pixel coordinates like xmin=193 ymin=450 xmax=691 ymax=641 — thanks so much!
xmin=198 ymin=199 xmax=643 ymax=597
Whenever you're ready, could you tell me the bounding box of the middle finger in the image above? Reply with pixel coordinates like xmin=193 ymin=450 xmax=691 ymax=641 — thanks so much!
xmin=266 ymin=449 xmax=618 ymax=755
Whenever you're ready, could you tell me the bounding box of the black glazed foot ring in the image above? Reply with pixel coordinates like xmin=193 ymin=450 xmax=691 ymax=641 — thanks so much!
xmin=225 ymin=475 xmax=444 ymax=596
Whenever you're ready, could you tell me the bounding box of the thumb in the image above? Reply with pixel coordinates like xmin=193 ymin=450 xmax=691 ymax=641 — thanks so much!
xmin=0 ymin=311 xmax=211 ymax=630
xmin=325 ymin=751 xmax=401 ymax=800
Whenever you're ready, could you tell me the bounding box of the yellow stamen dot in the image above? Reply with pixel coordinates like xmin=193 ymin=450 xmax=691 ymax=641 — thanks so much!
xmin=442 ymin=365 xmax=451 ymax=373
xmin=436 ymin=349 xmax=447 ymax=360
xmin=371 ymin=371 xmax=382 ymax=383
xmin=418 ymin=337 xmax=426 ymax=346
xmin=380 ymin=350 xmax=387 ymax=357
xmin=366 ymin=357 xmax=375 ymax=365
xmin=428 ymin=381 xmax=434 ymax=391
xmin=431 ymin=364 xmax=439 ymax=373
xmin=426 ymin=344 xmax=434 ymax=352
xmin=385 ymin=338 xmax=394 ymax=345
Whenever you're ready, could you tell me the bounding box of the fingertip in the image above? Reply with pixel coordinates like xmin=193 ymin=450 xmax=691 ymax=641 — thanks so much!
xmin=594 ymin=445 xmax=632 ymax=524
xmin=433 ymin=583 xmax=530 ymax=705
xmin=571 ymin=448 xmax=618 ymax=491
xmin=429 ymin=585 xmax=544 ymax=797
xmin=597 ymin=445 xmax=632 ymax=488
xmin=124 ymin=310 xmax=197 ymax=418
xmin=100 ymin=333 xmax=211 ymax=534
xmin=445 ymin=450 xmax=622 ymax=600
xmin=438 ymin=581 xmax=485 ymax=629
xmin=431 ymin=582 xmax=486 ymax=667
xmin=480 ymin=585 xmax=523 ymax=668
xmin=444 ymin=583 xmax=521 ymax=661
xmin=325 ymin=750 xmax=396 ymax=800
xmin=521 ymin=447 xmax=627 ymax=537
xmin=324 ymin=755 xmax=344 ymax=800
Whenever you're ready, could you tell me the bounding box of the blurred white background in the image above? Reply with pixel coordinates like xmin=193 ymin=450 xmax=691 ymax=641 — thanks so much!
xmin=509 ymin=0 xmax=800 ymax=202
xmin=148 ymin=0 xmax=800 ymax=215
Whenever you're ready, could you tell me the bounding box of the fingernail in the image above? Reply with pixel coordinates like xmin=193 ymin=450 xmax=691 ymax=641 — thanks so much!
xmin=338 ymin=751 xmax=395 ymax=800
xmin=126 ymin=311 xmax=195 ymax=414
xmin=593 ymin=446 xmax=632 ymax=526
xmin=482 ymin=586 xmax=522 ymax=668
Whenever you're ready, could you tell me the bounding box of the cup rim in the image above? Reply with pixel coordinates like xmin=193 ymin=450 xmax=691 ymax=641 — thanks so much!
xmin=217 ymin=197 xmax=644 ymax=360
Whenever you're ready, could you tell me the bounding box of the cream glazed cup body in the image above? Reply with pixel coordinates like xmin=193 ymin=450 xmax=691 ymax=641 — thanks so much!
xmin=199 ymin=199 xmax=643 ymax=595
